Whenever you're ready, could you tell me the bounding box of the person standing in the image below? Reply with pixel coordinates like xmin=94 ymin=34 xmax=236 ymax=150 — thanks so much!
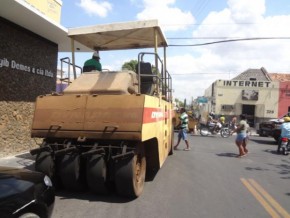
xmin=230 ymin=115 xmax=237 ymax=131
xmin=83 ymin=51 xmax=102 ymax=72
xmin=174 ymin=108 xmax=190 ymax=151
xmin=232 ymin=114 xmax=249 ymax=157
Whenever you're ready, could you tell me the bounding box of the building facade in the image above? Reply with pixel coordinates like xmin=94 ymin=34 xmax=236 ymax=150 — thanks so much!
xmin=204 ymin=68 xmax=290 ymax=127
xmin=0 ymin=0 xmax=63 ymax=157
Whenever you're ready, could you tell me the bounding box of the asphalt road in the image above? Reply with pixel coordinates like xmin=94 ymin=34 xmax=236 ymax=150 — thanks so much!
xmin=1 ymin=133 xmax=289 ymax=218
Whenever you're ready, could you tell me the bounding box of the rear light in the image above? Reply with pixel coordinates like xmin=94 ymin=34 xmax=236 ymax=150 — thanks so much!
xmin=281 ymin=137 xmax=288 ymax=142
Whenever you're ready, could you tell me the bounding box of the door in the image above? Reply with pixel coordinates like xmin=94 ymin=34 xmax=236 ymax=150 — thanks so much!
xmin=242 ymin=104 xmax=255 ymax=127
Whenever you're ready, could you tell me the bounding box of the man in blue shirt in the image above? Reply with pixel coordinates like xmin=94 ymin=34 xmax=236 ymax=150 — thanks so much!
xmin=174 ymin=108 xmax=191 ymax=151
xmin=277 ymin=116 xmax=290 ymax=153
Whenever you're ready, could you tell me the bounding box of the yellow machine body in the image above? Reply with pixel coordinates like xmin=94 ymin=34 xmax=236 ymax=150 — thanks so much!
xmin=31 ymin=71 xmax=173 ymax=168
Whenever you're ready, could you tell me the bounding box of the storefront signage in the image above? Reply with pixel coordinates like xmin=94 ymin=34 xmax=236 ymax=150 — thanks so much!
xmin=197 ymin=97 xmax=208 ymax=103
xmin=223 ymin=80 xmax=271 ymax=88
xmin=0 ymin=57 xmax=53 ymax=78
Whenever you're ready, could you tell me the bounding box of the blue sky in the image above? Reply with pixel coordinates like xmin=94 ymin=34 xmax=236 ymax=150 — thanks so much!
xmin=58 ymin=0 xmax=290 ymax=101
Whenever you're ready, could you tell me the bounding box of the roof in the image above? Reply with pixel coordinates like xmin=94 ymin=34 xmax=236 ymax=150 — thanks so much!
xmin=68 ymin=20 xmax=168 ymax=51
xmin=269 ymin=73 xmax=290 ymax=81
xmin=232 ymin=67 xmax=272 ymax=81
xmin=1 ymin=0 xmax=91 ymax=52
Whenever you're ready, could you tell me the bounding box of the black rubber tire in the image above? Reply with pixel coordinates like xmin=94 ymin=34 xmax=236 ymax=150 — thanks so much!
xmin=282 ymin=147 xmax=286 ymax=155
xmin=115 ymin=154 xmax=146 ymax=198
xmin=169 ymin=125 xmax=174 ymax=155
xmin=86 ymin=154 xmax=108 ymax=194
xmin=35 ymin=150 xmax=54 ymax=179
xmin=220 ymin=128 xmax=230 ymax=138
xmin=200 ymin=127 xmax=209 ymax=136
xmin=59 ymin=153 xmax=84 ymax=191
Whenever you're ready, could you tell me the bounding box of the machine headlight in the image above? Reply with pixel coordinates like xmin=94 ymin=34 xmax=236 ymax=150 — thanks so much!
xmin=44 ymin=175 xmax=53 ymax=187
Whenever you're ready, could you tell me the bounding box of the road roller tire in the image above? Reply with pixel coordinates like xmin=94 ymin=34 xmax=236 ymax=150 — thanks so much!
xmin=59 ymin=153 xmax=85 ymax=191
xmin=115 ymin=154 xmax=146 ymax=198
xmin=35 ymin=151 xmax=55 ymax=179
xmin=86 ymin=154 xmax=108 ymax=194
xmin=169 ymin=125 xmax=174 ymax=155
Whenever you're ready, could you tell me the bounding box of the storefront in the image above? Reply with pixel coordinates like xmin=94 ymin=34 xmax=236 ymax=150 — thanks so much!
xmin=203 ymin=68 xmax=289 ymax=127
xmin=0 ymin=1 xmax=93 ymax=157
xmin=0 ymin=0 xmax=67 ymax=157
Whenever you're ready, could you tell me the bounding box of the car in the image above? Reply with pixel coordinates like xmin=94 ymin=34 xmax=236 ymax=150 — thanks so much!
xmin=258 ymin=113 xmax=290 ymax=142
xmin=0 ymin=166 xmax=55 ymax=218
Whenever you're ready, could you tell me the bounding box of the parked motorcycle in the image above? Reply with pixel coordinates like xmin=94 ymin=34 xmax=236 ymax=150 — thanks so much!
xmin=199 ymin=122 xmax=231 ymax=138
xmin=278 ymin=137 xmax=289 ymax=155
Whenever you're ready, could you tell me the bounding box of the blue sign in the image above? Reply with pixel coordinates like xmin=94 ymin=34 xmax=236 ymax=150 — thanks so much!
xmin=197 ymin=97 xmax=208 ymax=103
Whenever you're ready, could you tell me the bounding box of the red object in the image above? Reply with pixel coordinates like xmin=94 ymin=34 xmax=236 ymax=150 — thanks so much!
xmin=281 ymin=137 xmax=288 ymax=142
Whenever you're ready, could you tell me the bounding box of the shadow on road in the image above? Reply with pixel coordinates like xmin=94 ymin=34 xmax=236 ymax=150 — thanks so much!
xmin=263 ymin=149 xmax=278 ymax=155
xmin=249 ymin=138 xmax=277 ymax=145
xmin=268 ymin=159 xmax=290 ymax=180
xmin=216 ymin=152 xmax=237 ymax=158
xmin=56 ymin=189 xmax=136 ymax=203
xmin=245 ymin=166 xmax=270 ymax=171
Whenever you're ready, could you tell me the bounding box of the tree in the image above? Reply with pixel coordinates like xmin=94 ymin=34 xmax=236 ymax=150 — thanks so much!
xmin=174 ymin=98 xmax=183 ymax=108
xmin=122 ymin=60 xmax=138 ymax=72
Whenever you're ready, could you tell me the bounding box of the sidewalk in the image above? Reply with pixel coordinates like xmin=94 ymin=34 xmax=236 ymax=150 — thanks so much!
xmin=0 ymin=152 xmax=35 ymax=169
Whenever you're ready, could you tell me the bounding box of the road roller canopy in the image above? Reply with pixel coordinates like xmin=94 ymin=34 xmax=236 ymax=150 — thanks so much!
xmin=67 ymin=19 xmax=168 ymax=51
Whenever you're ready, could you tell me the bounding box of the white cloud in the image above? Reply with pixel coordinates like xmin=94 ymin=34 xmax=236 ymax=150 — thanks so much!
xmin=136 ymin=0 xmax=195 ymax=31
xmin=77 ymin=0 xmax=112 ymax=17
xmin=228 ymin=0 xmax=265 ymax=22
xmin=169 ymin=0 xmax=290 ymax=101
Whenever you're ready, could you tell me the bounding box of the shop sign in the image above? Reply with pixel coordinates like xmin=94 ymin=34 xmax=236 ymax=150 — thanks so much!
xmin=223 ymin=80 xmax=271 ymax=88
xmin=0 ymin=57 xmax=53 ymax=78
xmin=197 ymin=97 xmax=208 ymax=103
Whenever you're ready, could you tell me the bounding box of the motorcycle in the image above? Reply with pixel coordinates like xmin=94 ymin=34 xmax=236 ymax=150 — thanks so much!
xmin=199 ymin=122 xmax=231 ymax=138
xmin=278 ymin=137 xmax=289 ymax=155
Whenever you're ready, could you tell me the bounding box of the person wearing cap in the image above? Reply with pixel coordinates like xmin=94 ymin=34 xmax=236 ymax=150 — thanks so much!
xmin=277 ymin=116 xmax=290 ymax=153
xmin=83 ymin=51 xmax=102 ymax=72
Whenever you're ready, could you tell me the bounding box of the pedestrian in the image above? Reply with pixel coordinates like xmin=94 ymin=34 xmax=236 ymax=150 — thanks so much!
xmin=83 ymin=51 xmax=102 ymax=72
xmin=174 ymin=108 xmax=191 ymax=151
xmin=231 ymin=114 xmax=249 ymax=157
xmin=230 ymin=115 xmax=237 ymax=131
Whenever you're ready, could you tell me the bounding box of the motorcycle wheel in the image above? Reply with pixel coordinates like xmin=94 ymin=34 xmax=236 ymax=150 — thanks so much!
xmin=200 ymin=127 xmax=209 ymax=136
xmin=220 ymin=128 xmax=230 ymax=138
xmin=282 ymin=147 xmax=289 ymax=155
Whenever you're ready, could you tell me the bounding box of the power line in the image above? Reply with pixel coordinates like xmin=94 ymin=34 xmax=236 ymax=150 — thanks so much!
xmin=167 ymin=37 xmax=283 ymax=39
xmin=171 ymin=73 xmax=233 ymax=75
xmin=162 ymin=22 xmax=286 ymax=26
xmin=168 ymin=37 xmax=290 ymax=47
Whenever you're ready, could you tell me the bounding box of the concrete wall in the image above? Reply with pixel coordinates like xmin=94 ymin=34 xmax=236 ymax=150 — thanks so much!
xmin=278 ymin=81 xmax=290 ymax=117
xmin=25 ymin=0 xmax=63 ymax=23
xmin=0 ymin=17 xmax=57 ymax=157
